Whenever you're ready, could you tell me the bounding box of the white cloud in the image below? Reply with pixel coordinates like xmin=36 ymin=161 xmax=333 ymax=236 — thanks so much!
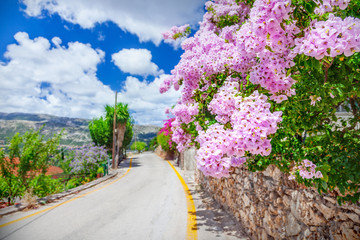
xmin=21 ymin=0 xmax=205 ymax=45
xmin=0 ymin=32 xmax=180 ymax=125
xmin=117 ymin=75 xmax=181 ymax=125
xmin=112 ymin=48 xmax=163 ymax=76
xmin=0 ymin=32 xmax=114 ymax=119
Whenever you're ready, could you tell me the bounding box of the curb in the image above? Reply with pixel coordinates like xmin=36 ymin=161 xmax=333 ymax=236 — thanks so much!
xmin=0 ymin=170 xmax=120 ymax=217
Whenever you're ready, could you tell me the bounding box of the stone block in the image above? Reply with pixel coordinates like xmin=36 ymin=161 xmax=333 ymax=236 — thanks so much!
xmin=315 ymin=203 xmax=336 ymax=220
xmin=242 ymin=194 xmax=250 ymax=208
xmin=345 ymin=213 xmax=360 ymax=224
xmin=285 ymin=213 xmax=302 ymax=236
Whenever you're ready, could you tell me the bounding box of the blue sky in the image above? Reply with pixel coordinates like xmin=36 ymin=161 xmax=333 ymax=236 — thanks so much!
xmin=0 ymin=0 xmax=205 ymax=125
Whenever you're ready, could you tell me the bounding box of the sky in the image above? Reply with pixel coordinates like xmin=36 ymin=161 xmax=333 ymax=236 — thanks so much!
xmin=0 ymin=0 xmax=206 ymax=125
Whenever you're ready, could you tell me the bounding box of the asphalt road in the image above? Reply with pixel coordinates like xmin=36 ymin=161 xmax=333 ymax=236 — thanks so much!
xmin=0 ymin=152 xmax=249 ymax=240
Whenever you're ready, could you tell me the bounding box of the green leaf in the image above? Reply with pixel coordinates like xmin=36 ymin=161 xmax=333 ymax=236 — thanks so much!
xmin=321 ymin=181 xmax=328 ymax=190
xmin=321 ymin=172 xmax=329 ymax=182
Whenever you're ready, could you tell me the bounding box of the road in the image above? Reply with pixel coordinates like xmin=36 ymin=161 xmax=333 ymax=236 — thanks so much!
xmin=0 ymin=152 xmax=249 ymax=240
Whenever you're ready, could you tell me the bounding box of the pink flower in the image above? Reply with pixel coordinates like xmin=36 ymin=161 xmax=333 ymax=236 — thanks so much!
xmin=162 ymin=24 xmax=190 ymax=40
xmin=315 ymin=171 xmax=323 ymax=178
xmin=310 ymin=95 xmax=321 ymax=106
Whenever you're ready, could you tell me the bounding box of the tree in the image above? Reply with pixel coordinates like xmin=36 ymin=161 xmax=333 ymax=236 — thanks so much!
xmin=0 ymin=130 xmax=61 ymax=204
xmin=131 ymin=142 xmax=147 ymax=153
xmin=89 ymin=103 xmax=133 ymax=167
xmin=88 ymin=117 xmax=111 ymax=148
xmin=122 ymin=118 xmax=134 ymax=157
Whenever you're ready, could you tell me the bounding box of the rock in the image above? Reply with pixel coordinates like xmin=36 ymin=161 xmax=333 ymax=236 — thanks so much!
xmin=283 ymin=195 xmax=291 ymax=208
xmin=243 ymin=178 xmax=251 ymax=190
xmin=304 ymin=191 xmax=314 ymax=200
xmin=338 ymin=212 xmax=349 ymax=221
xmin=315 ymin=203 xmax=335 ymax=220
xmin=341 ymin=222 xmax=358 ymax=240
xmin=260 ymin=228 xmax=268 ymax=240
xmin=345 ymin=213 xmax=360 ymax=224
xmin=242 ymin=194 xmax=250 ymax=208
xmin=333 ymin=234 xmax=344 ymax=240
xmin=324 ymin=196 xmax=337 ymax=205
xmin=301 ymin=207 xmax=326 ymax=226
xmin=285 ymin=213 xmax=302 ymax=236
xmin=303 ymin=228 xmax=311 ymax=237
xmin=269 ymin=204 xmax=277 ymax=215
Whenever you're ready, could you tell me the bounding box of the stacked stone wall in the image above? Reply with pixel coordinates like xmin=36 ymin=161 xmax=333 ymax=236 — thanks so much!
xmin=197 ymin=164 xmax=360 ymax=239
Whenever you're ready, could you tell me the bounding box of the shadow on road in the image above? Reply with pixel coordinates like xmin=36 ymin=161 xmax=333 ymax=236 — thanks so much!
xmin=188 ymin=186 xmax=249 ymax=239
xmin=118 ymin=157 xmax=142 ymax=168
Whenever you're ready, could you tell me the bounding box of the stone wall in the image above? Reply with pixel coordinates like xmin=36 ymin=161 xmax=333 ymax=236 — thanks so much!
xmin=154 ymin=145 xmax=175 ymax=160
xmin=197 ymin=164 xmax=360 ymax=239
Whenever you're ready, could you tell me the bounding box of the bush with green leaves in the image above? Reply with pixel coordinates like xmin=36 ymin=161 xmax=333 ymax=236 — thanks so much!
xmin=149 ymin=136 xmax=158 ymax=151
xmin=28 ymin=175 xmax=63 ymax=198
xmin=0 ymin=130 xmax=61 ymax=204
xmin=131 ymin=142 xmax=147 ymax=153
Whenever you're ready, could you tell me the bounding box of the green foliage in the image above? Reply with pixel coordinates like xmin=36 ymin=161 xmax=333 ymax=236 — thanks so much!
xmin=89 ymin=117 xmax=111 ymax=148
xmin=0 ymin=130 xmax=62 ymax=203
xmin=97 ymin=166 xmax=104 ymax=174
xmin=157 ymin=132 xmax=172 ymax=151
xmin=149 ymin=136 xmax=158 ymax=151
xmin=105 ymin=103 xmax=130 ymax=125
xmin=29 ymin=175 xmax=63 ymax=198
xmin=130 ymin=142 xmax=147 ymax=153
xmin=247 ymin=6 xmax=360 ymax=203
xmin=89 ymin=103 xmax=133 ymax=154
xmin=65 ymin=177 xmax=83 ymax=190
xmin=0 ymin=174 xmax=25 ymax=205
xmin=177 ymin=1 xmax=360 ymax=203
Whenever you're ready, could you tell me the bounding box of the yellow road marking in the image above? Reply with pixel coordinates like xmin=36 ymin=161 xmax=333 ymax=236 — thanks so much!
xmin=0 ymin=158 xmax=133 ymax=228
xmin=167 ymin=160 xmax=198 ymax=240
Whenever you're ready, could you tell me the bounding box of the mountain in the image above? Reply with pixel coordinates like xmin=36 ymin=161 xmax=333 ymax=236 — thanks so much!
xmin=0 ymin=112 xmax=160 ymax=147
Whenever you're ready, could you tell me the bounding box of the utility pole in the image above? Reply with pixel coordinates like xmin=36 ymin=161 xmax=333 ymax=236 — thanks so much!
xmin=134 ymin=130 xmax=137 ymax=153
xmin=112 ymin=91 xmax=117 ymax=169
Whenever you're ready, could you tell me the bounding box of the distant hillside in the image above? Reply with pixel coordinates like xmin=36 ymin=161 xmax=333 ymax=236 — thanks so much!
xmin=0 ymin=112 xmax=160 ymax=147
xmin=133 ymin=125 xmax=161 ymax=145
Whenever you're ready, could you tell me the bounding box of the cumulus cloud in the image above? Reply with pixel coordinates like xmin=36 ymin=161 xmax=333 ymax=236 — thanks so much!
xmin=0 ymin=32 xmax=180 ymax=125
xmin=112 ymin=48 xmax=163 ymax=76
xmin=117 ymin=75 xmax=181 ymax=125
xmin=21 ymin=0 xmax=205 ymax=45
xmin=0 ymin=32 xmax=114 ymax=119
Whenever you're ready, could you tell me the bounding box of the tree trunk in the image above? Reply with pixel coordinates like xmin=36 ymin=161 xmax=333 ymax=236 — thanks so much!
xmin=115 ymin=122 xmax=127 ymax=167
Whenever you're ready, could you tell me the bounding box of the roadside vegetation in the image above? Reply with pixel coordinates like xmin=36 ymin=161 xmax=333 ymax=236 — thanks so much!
xmin=0 ymin=102 xmax=133 ymax=207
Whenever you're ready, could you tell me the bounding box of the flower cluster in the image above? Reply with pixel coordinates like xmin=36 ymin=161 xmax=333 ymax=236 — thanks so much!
xmin=314 ymin=0 xmax=350 ymax=15
xmin=197 ymin=90 xmax=282 ymax=177
xmin=310 ymin=95 xmax=322 ymax=106
xmin=208 ymin=81 xmax=240 ymax=124
xmin=159 ymin=118 xmax=174 ymax=136
xmin=288 ymin=159 xmax=323 ymax=180
xmin=170 ymin=103 xmax=199 ymax=152
xmin=171 ymin=118 xmax=193 ymax=152
xmin=160 ymin=0 xmax=360 ymax=178
xmin=159 ymin=118 xmax=176 ymax=148
xmin=162 ymin=24 xmax=190 ymax=40
xmin=294 ymin=14 xmax=360 ymax=60
xmin=171 ymin=103 xmax=199 ymax=124
xmin=69 ymin=143 xmax=108 ymax=174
